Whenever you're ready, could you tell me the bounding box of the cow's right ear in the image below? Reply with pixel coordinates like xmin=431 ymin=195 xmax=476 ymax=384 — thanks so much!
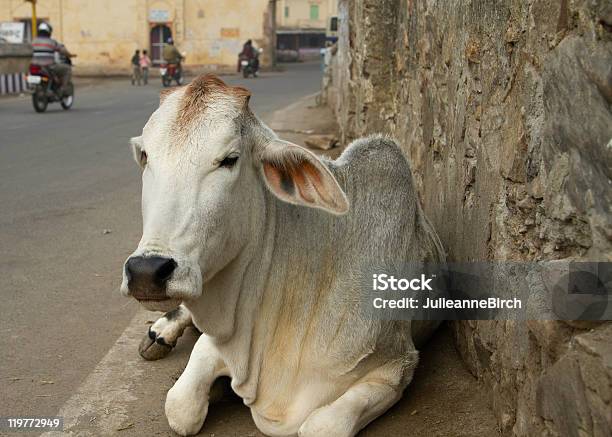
xmin=258 ymin=139 xmax=349 ymax=215
xmin=130 ymin=136 xmax=147 ymax=169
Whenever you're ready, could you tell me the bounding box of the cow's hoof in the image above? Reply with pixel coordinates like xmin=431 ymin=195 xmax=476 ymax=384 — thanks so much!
xmin=139 ymin=327 xmax=173 ymax=360
xmin=166 ymin=385 xmax=209 ymax=436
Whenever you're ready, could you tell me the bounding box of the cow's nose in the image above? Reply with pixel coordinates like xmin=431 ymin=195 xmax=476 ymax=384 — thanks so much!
xmin=125 ymin=256 xmax=177 ymax=299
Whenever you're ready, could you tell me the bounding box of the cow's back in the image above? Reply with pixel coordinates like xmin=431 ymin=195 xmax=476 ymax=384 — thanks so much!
xmin=329 ymin=135 xmax=446 ymax=347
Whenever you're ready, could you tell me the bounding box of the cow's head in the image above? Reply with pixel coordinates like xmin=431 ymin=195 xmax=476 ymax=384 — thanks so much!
xmin=120 ymin=75 xmax=348 ymax=310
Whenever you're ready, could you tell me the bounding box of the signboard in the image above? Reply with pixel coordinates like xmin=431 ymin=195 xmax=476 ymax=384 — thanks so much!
xmin=149 ymin=9 xmax=170 ymax=23
xmin=220 ymin=27 xmax=239 ymax=38
xmin=0 ymin=22 xmax=25 ymax=43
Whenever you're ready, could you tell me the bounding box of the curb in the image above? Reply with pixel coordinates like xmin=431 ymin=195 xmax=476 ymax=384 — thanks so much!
xmin=267 ymin=91 xmax=321 ymax=129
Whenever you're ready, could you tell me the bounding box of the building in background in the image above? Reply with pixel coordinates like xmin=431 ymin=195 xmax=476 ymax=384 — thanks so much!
xmin=0 ymin=0 xmax=274 ymax=75
xmin=275 ymin=0 xmax=337 ymax=62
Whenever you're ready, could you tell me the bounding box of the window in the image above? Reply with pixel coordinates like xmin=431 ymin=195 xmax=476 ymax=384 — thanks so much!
xmin=310 ymin=4 xmax=319 ymax=20
xmin=284 ymin=6 xmax=289 ymax=18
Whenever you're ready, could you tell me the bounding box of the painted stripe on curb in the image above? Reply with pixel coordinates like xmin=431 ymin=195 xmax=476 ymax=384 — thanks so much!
xmin=41 ymin=310 xmax=151 ymax=436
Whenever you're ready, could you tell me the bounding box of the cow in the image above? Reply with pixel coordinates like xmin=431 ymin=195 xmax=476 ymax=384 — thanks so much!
xmin=120 ymin=74 xmax=445 ymax=437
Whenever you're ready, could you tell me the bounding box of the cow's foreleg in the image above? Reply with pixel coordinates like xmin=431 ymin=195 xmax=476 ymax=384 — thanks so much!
xmin=298 ymin=356 xmax=418 ymax=437
xmin=165 ymin=334 xmax=227 ymax=436
xmin=139 ymin=304 xmax=194 ymax=360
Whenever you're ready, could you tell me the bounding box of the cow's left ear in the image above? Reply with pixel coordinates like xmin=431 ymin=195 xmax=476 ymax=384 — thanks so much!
xmin=259 ymin=140 xmax=349 ymax=215
xmin=130 ymin=136 xmax=147 ymax=169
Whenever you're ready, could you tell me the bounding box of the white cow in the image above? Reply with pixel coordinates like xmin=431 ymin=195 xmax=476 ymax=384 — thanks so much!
xmin=120 ymin=74 xmax=445 ymax=436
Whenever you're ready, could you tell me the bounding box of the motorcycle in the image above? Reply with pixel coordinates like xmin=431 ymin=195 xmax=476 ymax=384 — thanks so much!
xmin=241 ymin=58 xmax=258 ymax=78
xmin=240 ymin=48 xmax=263 ymax=79
xmin=160 ymin=62 xmax=183 ymax=87
xmin=26 ymin=64 xmax=74 ymax=113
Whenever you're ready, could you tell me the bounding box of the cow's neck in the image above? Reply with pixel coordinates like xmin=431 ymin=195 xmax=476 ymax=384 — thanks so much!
xmin=184 ymin=186 xmax=279 ymax=402
xmin=227 ymin=191 xmax=345 ymax=405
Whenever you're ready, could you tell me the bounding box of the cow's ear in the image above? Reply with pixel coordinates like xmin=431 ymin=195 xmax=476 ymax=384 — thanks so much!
xmin=130 ymin=136 xmax=147 ymax=169
xmin=259 ymin=140 xmax=349 ymax=215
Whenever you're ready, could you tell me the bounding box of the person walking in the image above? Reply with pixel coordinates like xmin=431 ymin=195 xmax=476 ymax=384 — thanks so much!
xmin=140 ymin=50 xmax=151 ymax=85
xmin=131 ymin=49 xmax=141 ymax=85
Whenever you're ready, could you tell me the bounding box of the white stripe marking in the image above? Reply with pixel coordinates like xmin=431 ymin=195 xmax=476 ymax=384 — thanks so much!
xmin=41 ymin=310 xmax=153 ymax=436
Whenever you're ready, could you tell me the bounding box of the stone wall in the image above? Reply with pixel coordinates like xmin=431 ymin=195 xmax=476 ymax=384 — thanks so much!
xmin=326 ymin=0 xmax=612 ymax=435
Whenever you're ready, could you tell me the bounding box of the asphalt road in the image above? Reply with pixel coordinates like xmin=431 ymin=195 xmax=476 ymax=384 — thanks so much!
xmin=0 ymin=62 xmax=323 ymax=419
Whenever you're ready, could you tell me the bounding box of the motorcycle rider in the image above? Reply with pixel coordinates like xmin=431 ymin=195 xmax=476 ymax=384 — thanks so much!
xmin=162 ymin=37 xmax=184 ymax=77
xmin=238 ymin=39 xmax=259 ymax=76
xmin=31 ymin=22 xmax=74 ymax=95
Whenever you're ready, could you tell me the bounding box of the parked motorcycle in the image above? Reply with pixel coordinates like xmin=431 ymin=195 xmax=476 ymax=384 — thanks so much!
xmin=26 ymin=64 xmax=74 ymax=113
xmin=160 ymin=63 xmax=183 ymax=87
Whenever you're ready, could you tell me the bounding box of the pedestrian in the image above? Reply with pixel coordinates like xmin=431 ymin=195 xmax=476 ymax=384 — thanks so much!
xmin=131 ymin=49 xmax=141 ymax=86
xmin=140 ymin=50 xmax=151 ymax=85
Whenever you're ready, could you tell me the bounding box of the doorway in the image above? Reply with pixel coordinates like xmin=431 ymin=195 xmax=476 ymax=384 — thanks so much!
xmin=150 ymin=24 xmax=172 ymax=65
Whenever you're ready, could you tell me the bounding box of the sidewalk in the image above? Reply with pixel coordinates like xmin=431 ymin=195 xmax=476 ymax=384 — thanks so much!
xmin=267 ymin=93 xmax=343 ymax=160
xmin=41 ymin=96 xmax=500 ymax=437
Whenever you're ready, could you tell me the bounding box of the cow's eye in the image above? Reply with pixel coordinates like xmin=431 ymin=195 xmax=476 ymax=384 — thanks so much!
xmin=219 ymin=155 xmax=239 ymax=168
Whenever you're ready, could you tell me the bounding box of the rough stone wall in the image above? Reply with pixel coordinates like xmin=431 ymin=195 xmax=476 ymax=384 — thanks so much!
xmin=326 ymin=1 xmax=612 ymax=435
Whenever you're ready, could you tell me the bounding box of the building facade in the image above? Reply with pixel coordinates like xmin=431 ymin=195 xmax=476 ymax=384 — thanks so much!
xmin=0 ymin=0 xmax=273 ymax=74
xmin=276 ymin=0 xmax=337 ymax=31
xmin=274 ymin=0 xmax=337 ymax=61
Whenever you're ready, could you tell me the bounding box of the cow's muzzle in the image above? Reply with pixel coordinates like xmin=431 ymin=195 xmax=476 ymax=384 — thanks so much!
xmin=125 ymin=255 xmax=177 ymax=301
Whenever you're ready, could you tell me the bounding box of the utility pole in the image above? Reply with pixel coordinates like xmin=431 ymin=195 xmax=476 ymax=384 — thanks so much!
xmin=269 ymin=0 xmax=277 ymax=67
xmin=26 ymin=0 xmax=38 ymax=38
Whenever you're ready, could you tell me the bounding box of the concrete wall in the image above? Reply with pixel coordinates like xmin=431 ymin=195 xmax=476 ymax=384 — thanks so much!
xmin=0 ymin=42 xmax=31 ymax=73
xmin=0 ymin=42 xmax=30 ymax=94
xmin=0 ymin=0 xmax=271 ymax=74
xmin=325 ymin=1 xmax=612 ymax=435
